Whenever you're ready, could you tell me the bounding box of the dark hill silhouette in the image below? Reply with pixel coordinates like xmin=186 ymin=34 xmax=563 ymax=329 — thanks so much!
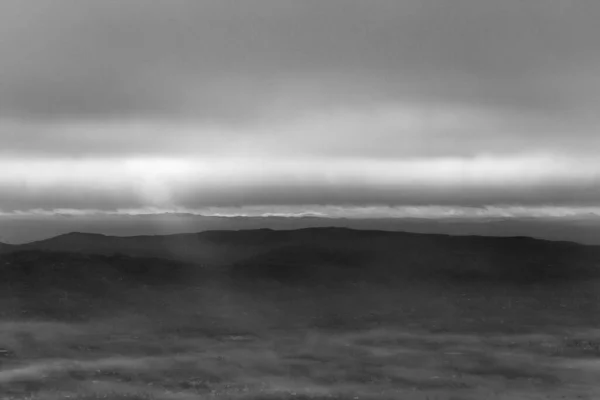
xmin=0 ymin=241 xmax=14 ymax=253
xmin=4 ymin=228 xmax=600 ymax=285
xmin=229 ymin=244 xmax=371 ymax=283
xmin=14 ymin=231 xmax=277 ymax=266
xmin=0 ymin=250 xmax=201 ymax=320
xmin=0 ymin=250 xmax=195 ymax=290
xmin=228 ymin=232 xmax=600 ymax=285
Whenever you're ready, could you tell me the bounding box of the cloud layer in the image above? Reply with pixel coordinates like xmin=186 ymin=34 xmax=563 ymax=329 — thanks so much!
xmin=1 ymin=154 xmax=599 ymax=214
xmin=0 ymin=1 xmax=599 ymax=214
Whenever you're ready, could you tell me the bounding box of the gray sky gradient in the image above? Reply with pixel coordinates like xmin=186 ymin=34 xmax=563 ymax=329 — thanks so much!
xmin=1 ymin=0 xmax=599 ymax=214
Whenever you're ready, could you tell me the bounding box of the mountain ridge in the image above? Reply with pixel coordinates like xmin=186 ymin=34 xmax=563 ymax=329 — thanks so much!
xmin=3 ymin=227 xmax=600 ymax=286
xmin=5 ymin=214 xmax=600 ymax=245
xmin=10 ymin=226 xmax=599 ymax=250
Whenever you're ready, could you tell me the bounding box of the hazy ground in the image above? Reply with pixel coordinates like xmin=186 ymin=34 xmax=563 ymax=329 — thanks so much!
xmin=2 ymin=279 xmax=600 ymax=399
xmin=0 ymin=283 xmax=600 ymax=400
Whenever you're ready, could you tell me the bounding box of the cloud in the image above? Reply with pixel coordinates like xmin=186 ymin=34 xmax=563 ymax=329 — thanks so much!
xmin=0 ymin=154 xmax=599 ymax=213
xmin=0 ymin=1 xmax=599 ymax=114
xmin=0 ymin=1 xmax=599 ymax=213
xmin=0 ymin=1 xmax=599 ymax=128
xmin=1 ymin=103 xmax=599 ymax=160
xmin=9 ymin=205 xmax=600 ymax=221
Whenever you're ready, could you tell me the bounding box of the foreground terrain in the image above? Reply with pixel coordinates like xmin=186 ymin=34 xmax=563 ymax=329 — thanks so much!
xmin=2 ymin=229 xmax=600 ymax=399
xmin=3 ymin=281 xmax=600 ymax=399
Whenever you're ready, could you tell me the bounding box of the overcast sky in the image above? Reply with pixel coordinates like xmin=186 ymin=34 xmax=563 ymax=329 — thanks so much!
xmin=1 ymin=0 xmax=600 ymax=218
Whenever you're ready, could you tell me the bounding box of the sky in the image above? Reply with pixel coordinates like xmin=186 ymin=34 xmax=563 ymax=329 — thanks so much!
xmin=1 ymin=0 xmax=600 ymax=219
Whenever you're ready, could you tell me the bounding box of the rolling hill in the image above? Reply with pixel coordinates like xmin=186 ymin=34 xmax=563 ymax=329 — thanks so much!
xmin=2 ymin=228 xmax=600 ymax=286
xmin=0 ymin=242 xmax=14 ymax=253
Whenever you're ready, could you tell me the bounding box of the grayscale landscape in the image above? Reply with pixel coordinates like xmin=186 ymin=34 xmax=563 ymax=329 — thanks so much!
xmin=2 ymin=0 xmax=600 ymax=398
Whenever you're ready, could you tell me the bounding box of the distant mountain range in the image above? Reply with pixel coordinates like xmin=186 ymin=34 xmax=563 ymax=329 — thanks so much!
xmin=2 ymin=228 xmax=600 ymax=285
xmin=3 ymin=213 xmax=600 ymax=245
